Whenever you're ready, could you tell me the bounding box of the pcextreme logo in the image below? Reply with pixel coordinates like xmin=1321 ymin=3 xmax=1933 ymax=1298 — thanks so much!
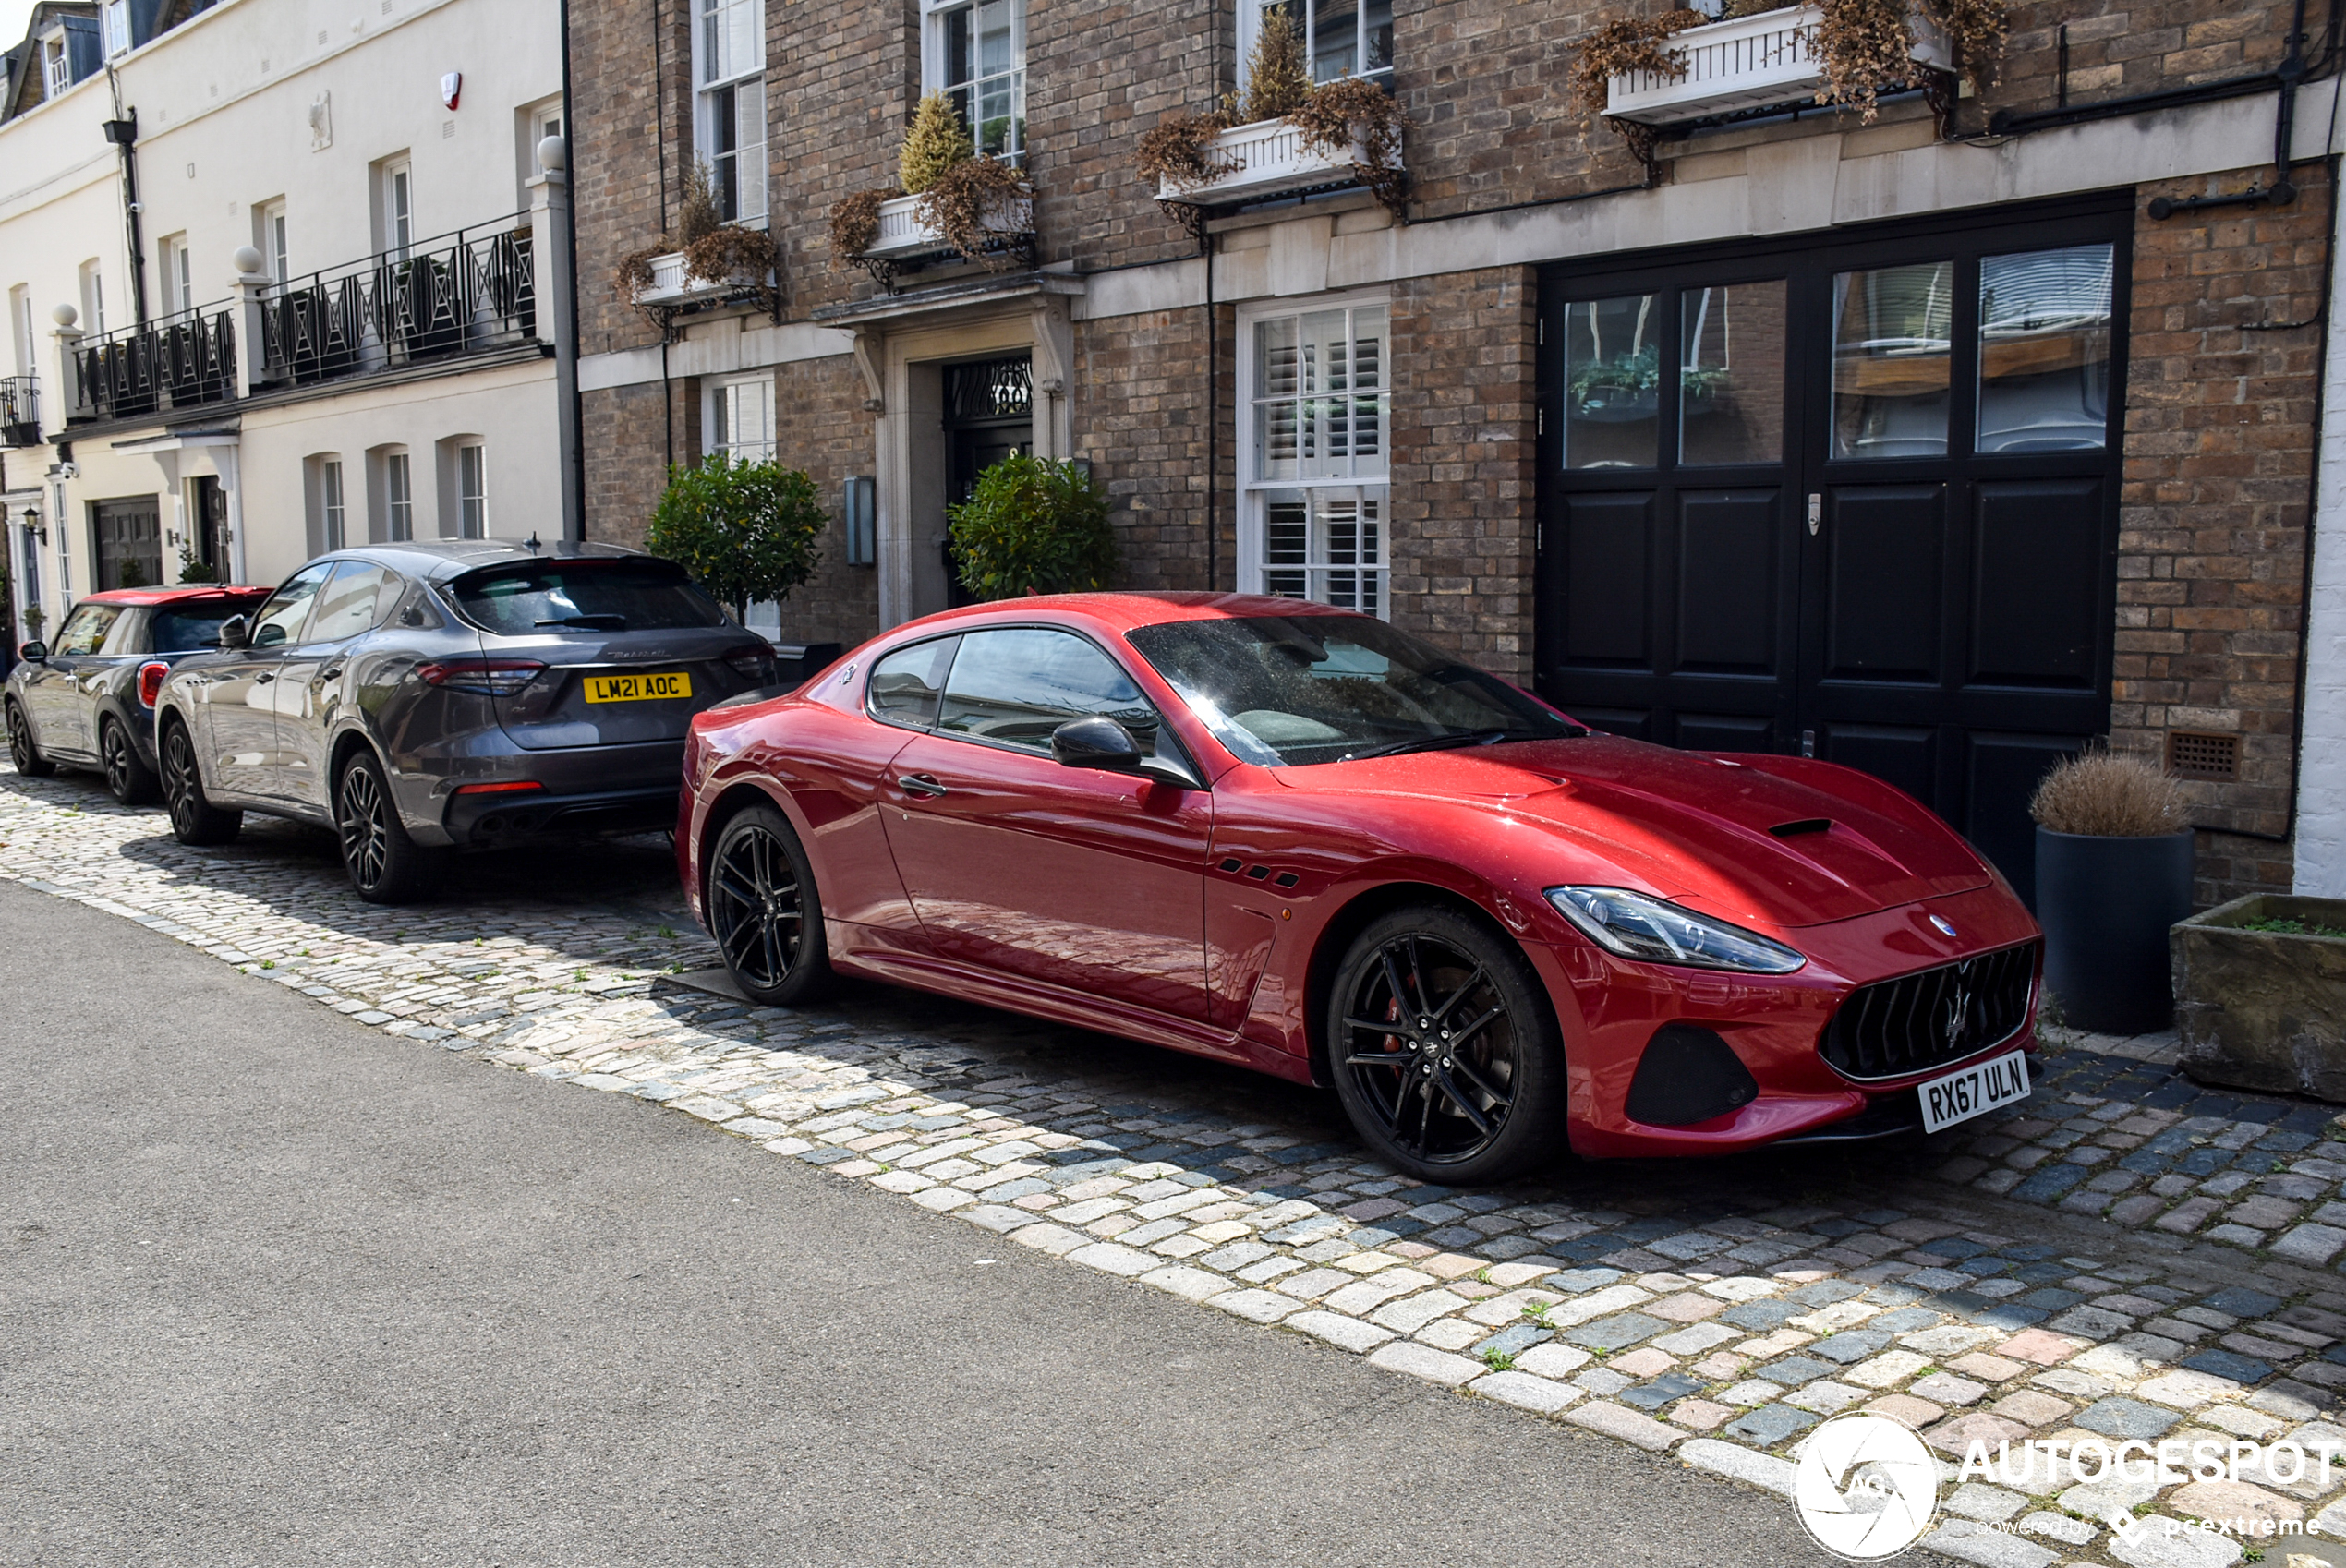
xmin=1794 ymin=1415 xmax=1942 ymax=1560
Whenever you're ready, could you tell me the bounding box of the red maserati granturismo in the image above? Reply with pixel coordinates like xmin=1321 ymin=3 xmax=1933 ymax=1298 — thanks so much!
xmin=677 ymin=593 xmax=2041 ymax=1183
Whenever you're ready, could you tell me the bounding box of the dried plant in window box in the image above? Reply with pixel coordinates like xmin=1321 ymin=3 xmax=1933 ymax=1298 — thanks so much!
xmin=916 ymin=154 xmax=1032 ymax=268
xmin=1288 ymin=76 xmax=1410 ymax=214
xmin=1566 ymin=9 xmax=1708 ymax=125
xmin=1137 ymin=110 xmax=1239 ymax=195
xmin=828 ymin=187 xmax=891 ymax=263
xmin=683 ymin=224 xmax=775 ymax=286
xmin=613 ymin=244 xmax=666 ymax=299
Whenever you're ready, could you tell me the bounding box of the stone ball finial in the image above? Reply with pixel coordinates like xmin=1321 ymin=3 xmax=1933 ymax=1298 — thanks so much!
xmin=232 ymin=246 xmax=264 ymax=275
xmin=50 ymin=302 xmax=77 ymax=327
xmin=537 ymin=134 xmax=567 ymax=173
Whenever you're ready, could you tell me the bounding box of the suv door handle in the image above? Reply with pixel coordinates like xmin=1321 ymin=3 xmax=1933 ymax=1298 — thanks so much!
xmin=254 ymin=672 xmax=275 ymax=684
xmin=897 ymin=773 xmax=948 ymax=798
xmin=320 ymin=667 xmax=343 ymax=681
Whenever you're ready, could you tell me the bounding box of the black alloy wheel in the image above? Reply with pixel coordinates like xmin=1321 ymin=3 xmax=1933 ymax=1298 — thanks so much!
xmin=334 ymin=750 xmax=444 ymax=904
xmin=160 ymin=720 xmax=240 ymax=845
xmin=1329 ymin=906 xmax=1565 ymax=1184
xmin=101 ymin=717 xmax=159 ymax=805
xmin=6 ymin=701 xmax=54 ymax=778
xmin=707 ymin=803 xmax=831 ymax=1007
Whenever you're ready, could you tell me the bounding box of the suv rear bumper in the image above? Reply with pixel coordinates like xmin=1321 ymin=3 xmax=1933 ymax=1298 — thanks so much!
xmin=441 ymin=784 xmax=679 ymax=848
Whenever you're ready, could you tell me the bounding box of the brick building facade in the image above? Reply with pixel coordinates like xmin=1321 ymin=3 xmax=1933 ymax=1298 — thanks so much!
xmin=565 ymin=0 xmax=2343 ymax=907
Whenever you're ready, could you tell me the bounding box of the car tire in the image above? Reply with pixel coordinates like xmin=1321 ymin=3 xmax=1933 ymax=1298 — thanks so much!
xmin=6 ymin=700 xmax=54 ymax=778
xmin=706 ymin=802 xmax=833 ymax=1007
xmin=100 ymin=716 xmax=160 ymax=805
xmin=334 ymin=749 xmax=447 ymax=904
xmin=161 ymin=718 xmax=241 ymax=845
xmin=1326 ymin=904 xmax=1568 ymax=1185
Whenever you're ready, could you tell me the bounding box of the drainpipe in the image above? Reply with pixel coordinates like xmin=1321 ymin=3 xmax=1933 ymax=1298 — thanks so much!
xmin=103 ymin=74 xmax=146 ymax=326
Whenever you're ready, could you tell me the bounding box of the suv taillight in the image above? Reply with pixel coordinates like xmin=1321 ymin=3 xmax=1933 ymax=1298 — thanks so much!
xmin=417 ymin=657 xmax=545 ymax=696
xmin=723 ymin=645 xmax=776 ymax=682
xmin=137 ymin=661 xmax=170 ymax=707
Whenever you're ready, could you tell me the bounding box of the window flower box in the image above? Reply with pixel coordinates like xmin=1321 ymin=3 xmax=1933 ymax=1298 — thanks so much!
xmin=1158 ymin=115 xmax=1393 ymax=207
xmin=1603 ymin=4 xmax=1950 ymax=126
xmin=860 ymin=190 xmax=1034 ymax=260
xmin=630 ymin=250 xmax=769 ymax=308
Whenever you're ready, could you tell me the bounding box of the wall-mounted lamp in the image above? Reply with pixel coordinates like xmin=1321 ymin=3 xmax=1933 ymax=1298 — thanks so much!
xmin=21 ymin=505 xmax=45 ymax=544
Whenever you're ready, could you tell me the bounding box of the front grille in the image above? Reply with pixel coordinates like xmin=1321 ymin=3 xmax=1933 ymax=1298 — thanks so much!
xmin=1820 ymin=942 xmax=2038 ymax=1082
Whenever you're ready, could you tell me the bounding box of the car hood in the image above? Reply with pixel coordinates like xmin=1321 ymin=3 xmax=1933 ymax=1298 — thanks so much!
xmin=1274 ymin=736 xmax=1991 ymax=928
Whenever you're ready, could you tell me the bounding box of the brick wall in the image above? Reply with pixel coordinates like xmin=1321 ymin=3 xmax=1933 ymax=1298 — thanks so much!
xmin=2117 ymin=166 xmax=2326 ymax=904
xmin=1992 ymin=0 xmax=2300 ymax=122
xmin=1070 ymin=303 xmax=1229 ymax=595
xmin=770 ymin=357 xmax=882 ymax=647
xmin=1387 ymin=266 xmax=1539 ymax=681
xmin=580 ymin=379 xmax=696 ymax=550
xmin=569 ymin=0 xmax=692 ymax=356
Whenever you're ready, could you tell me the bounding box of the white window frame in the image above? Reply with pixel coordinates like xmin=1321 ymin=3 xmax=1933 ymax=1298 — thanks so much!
xmin=79 ymin=260 xmax=105 ymax=336
xmin=693 ymin=0 xmax=767 ymax=225
xmin=10 ymin=285 xmax=32 ymax=378
xmin=258 ymin=200 xmax=290 ymax=289
xmin=705 ymin=375 xmax=776 ymax=464
xmin=100 ymin=0 xmax=130 ymax=58
xmin=42 ymin=36 xmax=69 ymax=99
xmin=160 ymin=234 xmax=193 ymax=315
xmin=385 ymin=450 xmax=414 ymax=541
xmin=381 ymin=158 xmax=415 ymax=259
xmin=1236 ymin=290 xmax=1392 ymax=618
xmin=923 ymin=0 xmax=1026 ymax=162
xmin=321 ymin=458 xmax=346 ymax=550
xmin=457 ymin=442 xmax=487 ymax=538
xmin=1237 ymin=0 xmax=1393 ymax=93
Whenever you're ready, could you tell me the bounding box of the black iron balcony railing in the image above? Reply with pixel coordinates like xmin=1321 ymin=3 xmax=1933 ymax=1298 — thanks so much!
xmin=69 ymin=308 xmax=236 ymax=424
xmin=257 ymin=211 xmax=535 ymax=391
xmin=0 ymin=376 xmax=36 ymax=447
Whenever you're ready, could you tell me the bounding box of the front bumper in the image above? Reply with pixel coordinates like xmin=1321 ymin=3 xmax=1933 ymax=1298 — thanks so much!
xmin=442 ymin=784 xmax=680 ymax=847
xmin=1541 ymin=881 xmax=2043 ymax=1159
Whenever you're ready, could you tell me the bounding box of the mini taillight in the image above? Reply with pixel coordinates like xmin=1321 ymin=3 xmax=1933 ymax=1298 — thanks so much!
xmin=416 ymin=657 xmax=545 ymax=695
xmin=138 ymin=661 xmax=171 ymax=706
xmin=723 ymin=645 xmax=776 ymax=681
xmin=453 ymin=780 xmax=544 ymax=796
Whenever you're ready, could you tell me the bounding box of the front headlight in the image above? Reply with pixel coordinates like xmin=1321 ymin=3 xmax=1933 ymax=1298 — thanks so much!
xmin=1545 ymin=887 xmax=1807 ymax=974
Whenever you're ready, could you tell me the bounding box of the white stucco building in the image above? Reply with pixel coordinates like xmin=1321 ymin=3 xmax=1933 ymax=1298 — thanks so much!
xmin=1 ymin=0 xmax=572 ymax=637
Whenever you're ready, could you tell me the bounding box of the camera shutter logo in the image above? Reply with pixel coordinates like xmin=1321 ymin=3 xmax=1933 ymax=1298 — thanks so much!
xmin=1794 ymin=1414 xmax=1940 ymax=1559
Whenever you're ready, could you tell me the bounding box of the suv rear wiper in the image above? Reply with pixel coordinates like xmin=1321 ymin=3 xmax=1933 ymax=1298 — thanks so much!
xmin=535 ymin=614 xmax=627 ymax=630
xmin=1343 ymin=727 xmax=1559 ymax=760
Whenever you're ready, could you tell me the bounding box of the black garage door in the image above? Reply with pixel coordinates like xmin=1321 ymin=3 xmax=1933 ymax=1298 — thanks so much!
xmin=1536 ymin=195 xmax=2131 ymax=904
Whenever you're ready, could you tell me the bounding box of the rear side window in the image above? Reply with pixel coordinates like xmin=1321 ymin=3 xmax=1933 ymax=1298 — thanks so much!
xmin=867 ymin=636 xmax=958 ymax=729
xmin=308 ymin=563 xmax=393 ymax=643
xmin=150 ymin=602 xmax=265 ymax=652
xmin=450 ymin=561 xmax=727 ymax=635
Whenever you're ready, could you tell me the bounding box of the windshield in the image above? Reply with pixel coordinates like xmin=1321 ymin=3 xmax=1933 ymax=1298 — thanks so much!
xmin=1125 ymin=613 xmax=1581 ymax=766
xmin=449 ymin=561 xmax=728 ymax=635
xmin=151 ymin=602 xmax=264 ymax=652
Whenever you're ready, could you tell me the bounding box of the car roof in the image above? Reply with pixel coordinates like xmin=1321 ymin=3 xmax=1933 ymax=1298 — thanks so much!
xmin=298 ymin=537 xmax=650 ymax=584
xmin=80 ymin=585 xmax=272 ymax=608
xmin=887 ymin=591 xmax=1366 ymax=638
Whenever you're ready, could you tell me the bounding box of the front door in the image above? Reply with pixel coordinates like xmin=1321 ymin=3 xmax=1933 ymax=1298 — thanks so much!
xmin=881 ymin=625 xmax=1212 ymax=1020
xmin=91 ymin=498 xmax=162 ymax=591
xmin=941 ymin=356 xmax=1033 ymax=609
xmin=192 ymin=476 xmax=227 ymax=578
xmin=1538 ymin=199 xmax=2128 ymax=902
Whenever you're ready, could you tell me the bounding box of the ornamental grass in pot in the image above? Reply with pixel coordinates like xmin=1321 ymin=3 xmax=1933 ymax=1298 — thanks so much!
xmin=2030 ymin=750 xmax=2194 ymax=1035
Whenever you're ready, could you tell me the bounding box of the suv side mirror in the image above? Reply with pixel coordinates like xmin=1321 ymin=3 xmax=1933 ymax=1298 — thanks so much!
xmin=217 ymin=615 xmax=253 ymax=649
xmin=18 ymin=640 xmax=46 ymax=662
xmin=1050 ymin=715 xmax=1144 ymax=773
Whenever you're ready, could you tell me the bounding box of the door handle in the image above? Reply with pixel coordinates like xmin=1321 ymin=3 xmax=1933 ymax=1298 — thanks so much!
xmin=1807 ymin=493 xmax=1822 ymax=536
xmin=320 ymin=667 xmax=343 ymax=681
xmin=897 ymin=773 xmax=948 ymax=798
xmin=254 ymin=672 xmax=275 ymax=684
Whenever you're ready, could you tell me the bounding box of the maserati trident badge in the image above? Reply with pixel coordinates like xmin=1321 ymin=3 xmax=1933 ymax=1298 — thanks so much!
xmin=1928 ymin=914 xmax=1959 ymax=938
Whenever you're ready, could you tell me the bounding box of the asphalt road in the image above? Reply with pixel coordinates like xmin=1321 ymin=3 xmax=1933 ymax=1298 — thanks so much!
xmin=0 ymin=876 xmax=1848 ymax=1566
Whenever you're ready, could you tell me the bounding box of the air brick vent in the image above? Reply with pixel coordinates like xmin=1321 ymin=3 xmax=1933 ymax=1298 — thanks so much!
xmin=2167 ymin=730 xmax=2240 ymax=782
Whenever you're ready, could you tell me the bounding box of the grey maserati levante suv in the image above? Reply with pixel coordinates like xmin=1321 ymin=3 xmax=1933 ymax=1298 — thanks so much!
xmin=155 ymin=539 xmax=779 ymax=902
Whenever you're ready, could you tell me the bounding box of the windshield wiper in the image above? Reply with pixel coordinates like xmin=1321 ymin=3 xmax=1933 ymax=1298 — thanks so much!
xmin=535 ymin=614 xmax=627 ymax=631
xmin=1343 ymin=727 xmax=1558 ymax=761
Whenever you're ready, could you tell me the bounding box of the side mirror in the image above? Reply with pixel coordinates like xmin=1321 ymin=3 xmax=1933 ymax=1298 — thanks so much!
xmin=1050 ymin=715 xmax=1144 ymax=773
xmin=216 ymin=614 xmax=253 ymax=650
xmin=17 ymin=640 xmax=46 ymax=662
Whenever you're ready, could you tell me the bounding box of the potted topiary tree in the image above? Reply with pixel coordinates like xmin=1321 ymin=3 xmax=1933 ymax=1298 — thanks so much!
xmin=2030 ymin=750 xmax=2195 ymax=1035
xmin=947 ymin=454 xmax=1116 ymax=600
xmin=644 ymin=451 xmax=829 ymax=625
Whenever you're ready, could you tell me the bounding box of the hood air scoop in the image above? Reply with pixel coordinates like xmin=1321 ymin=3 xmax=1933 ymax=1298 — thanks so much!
xmin=1768 ymin=817 xmax=1834 ymax=838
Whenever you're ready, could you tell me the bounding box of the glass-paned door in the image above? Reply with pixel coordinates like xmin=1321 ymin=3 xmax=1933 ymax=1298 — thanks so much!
xmin=1538 ymin=201 xmax=2129 ymax=901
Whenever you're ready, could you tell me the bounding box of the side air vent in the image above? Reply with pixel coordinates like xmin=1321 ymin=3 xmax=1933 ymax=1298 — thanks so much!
xmin=1769 ymin=818 xmax=1833 ymax=837
xmin=1625 ymin=1025 xmax=1760 ymax=1127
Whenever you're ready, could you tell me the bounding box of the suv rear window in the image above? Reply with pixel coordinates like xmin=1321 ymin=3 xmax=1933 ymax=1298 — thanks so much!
xmin=151 ymin=600 xmax=266 ymax=652
xmin=449 ymin=561 xmax=728 ymax=635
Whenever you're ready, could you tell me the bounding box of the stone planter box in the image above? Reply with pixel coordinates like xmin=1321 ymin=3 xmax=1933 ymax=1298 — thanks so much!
xmin=631 ymin=251 xmax=768 ymax=308
xmin=862 ymin=191 xmax=1034 ymax=260
xmin=1157 ymin=116 xmax=1391 ymax=207
xmin=2172 ymin=894 xmax=2346 ymax=1101
xmin=1602 ymin=4 xmax=1952 ymax=126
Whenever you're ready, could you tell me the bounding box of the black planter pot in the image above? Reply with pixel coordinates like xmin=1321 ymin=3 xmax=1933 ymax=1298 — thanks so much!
xmin=2036 ymin=826 xmax=2195 ymax=1035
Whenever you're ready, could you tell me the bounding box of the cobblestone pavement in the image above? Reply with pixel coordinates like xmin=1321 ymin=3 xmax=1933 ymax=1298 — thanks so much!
xmin=7 ymin=760 xmax=2346 ymax=1568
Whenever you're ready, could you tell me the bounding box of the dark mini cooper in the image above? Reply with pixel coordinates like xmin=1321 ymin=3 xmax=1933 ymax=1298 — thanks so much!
xmin=7 ymin=584 xmax=272 ymax=803
xmin=153 ymin=539 xmax=779 ymax=903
